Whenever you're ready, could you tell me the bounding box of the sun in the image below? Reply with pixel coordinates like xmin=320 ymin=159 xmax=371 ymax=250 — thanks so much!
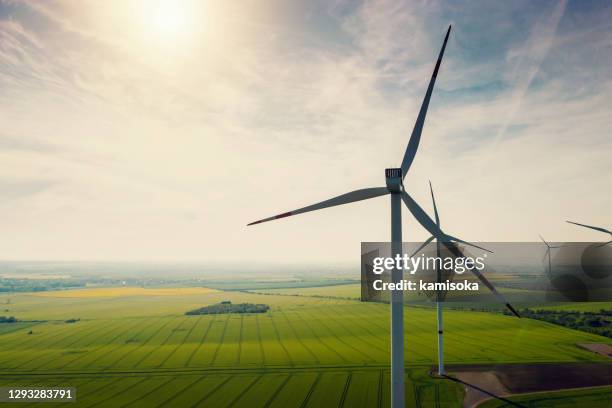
xmin=150 ymin=0 xmax=189 ymax=37
xmin=140 ymin=0 xmax=200 ymax=43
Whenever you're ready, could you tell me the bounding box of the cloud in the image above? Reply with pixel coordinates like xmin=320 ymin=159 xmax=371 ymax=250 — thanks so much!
xmin=0 ymin=0 xmax=610 ymax=262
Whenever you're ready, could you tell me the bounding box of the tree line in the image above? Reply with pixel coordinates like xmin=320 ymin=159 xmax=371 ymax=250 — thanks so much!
xmin=186 ymin=301 xmax=270 ymax=315
xmin=504 ymin=308 xmax=611 ymax=338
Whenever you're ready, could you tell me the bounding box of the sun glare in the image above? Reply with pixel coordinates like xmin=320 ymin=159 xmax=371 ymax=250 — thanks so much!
xmin=139 ymin=0 xmax=200 ymax=45
xmin=151 ymin=0 xmax=189 ymax=37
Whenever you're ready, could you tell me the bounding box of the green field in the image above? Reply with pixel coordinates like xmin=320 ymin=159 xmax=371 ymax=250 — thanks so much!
xmin=0 ymin=286 xmax=610 ymax=407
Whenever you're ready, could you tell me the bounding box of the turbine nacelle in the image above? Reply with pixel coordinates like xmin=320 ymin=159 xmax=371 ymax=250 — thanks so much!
xmin=385 ymin=168 xmax=403 ymax=193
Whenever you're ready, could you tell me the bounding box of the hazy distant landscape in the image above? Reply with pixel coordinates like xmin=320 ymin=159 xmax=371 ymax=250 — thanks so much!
xmin=0 ymin=263 xmax=610 ymax=407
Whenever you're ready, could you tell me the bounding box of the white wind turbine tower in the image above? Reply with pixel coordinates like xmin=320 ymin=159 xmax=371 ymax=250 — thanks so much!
xmin=248 ymin=26 xmax=520 ymax=408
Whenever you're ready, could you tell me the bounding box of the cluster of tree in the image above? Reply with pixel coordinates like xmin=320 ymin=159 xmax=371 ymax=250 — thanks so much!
xmin=186 ymin=302 xmax=270 ymax=315
xmin=504 ymin=308 xmax=611 ymax=338
xmin=0 ymin=316 xmax=17 ymax=323
xmin=0 ymin=279 xmax=86 ymax=293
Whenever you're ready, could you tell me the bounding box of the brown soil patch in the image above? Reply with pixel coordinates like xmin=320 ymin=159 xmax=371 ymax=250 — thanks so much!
xmin=579 ymin=343 xmax=612 ymax=358
xmin=448 ymin=362 xmax=612 ymax=407
xmin=451 ymin=371 xmax=508 ymax=408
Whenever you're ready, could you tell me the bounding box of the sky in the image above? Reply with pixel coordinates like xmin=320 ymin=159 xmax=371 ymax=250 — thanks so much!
xmin=0 ymin=0 xmax=610 ymax=264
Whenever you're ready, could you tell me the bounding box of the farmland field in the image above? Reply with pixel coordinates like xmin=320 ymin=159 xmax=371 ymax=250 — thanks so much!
xmin=0 ymin=286 xmax=610 ymax=407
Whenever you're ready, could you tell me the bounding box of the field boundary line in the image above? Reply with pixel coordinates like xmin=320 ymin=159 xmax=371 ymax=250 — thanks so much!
xmin=292 ymin=310 xmax=348 ymax=364
xmin=184 ymin=316 xmax=216 ymax=367
xmin=53 ymin=318 xmax=139 ymax=370
xmin=152 ymin=375 xmax=205 ymax=408
xmin=322 ymin=306 xmax=387 ymax=355
xmin=137 ymin=316 xmax=188 ymax=368
xmin=158 ymin=315 xmax=202 ymax=368
xmin=280 ymin=310 xmax=320 ymax=365
xmin=103 ymin=316 xmax=177 ymax=369
xmin=268 ymin=313 xmax=293 ymax=367
xmin=65 ymin=376 xmax=125 ymax=402
xmin=188 ymin=375 xmax=232 ymax=408
xmin=131 ymin=316 xmax=183 ymax=368
xmin=299 ymin=371 xmax=322 ymax=408
xmin=237 ymin=315 xmax=244 ymax=365
xmin=338 ymin=371 xmax=353 ymax=408
xmin=209 ymin=314 xmax=231 ymax=366
xmin=118 ymin=376 xmax=176 ymax=408
xmin=255 ymin=314 xmax=266 ymax=366
xmin=225 ymin=375 xmax=261 ymax=407
xmin=313 ymin=309 xmax=377 ymax=363
xmin=84 ymin=376 xmax=149 ymax=408
xmin=81 ymin=317 xmax=161 ymax=369
xmin=377 ymin=369 xmax=384 ymax=408
xmin=263 ymin=374 xmax=292 ymax=408
xmin=7 ymin=319 xmax=108 ymax=370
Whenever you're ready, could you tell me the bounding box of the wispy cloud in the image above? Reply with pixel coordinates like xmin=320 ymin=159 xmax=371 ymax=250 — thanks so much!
xmin=0 ymin=0 xmax=610 ymax=262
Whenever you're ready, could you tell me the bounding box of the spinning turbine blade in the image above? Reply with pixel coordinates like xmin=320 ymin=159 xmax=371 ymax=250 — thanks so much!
xmin=442 ymin=242 xmax=521 ymax=318
xmin=540 ymin=235 xmax=561 ymax=249
xmin=409 ymin=236 xmax=435 ymax=258
xmin=539 ymin=234 xmax=550 ymax=249
xmin=429 ymin=181 xmax=440 ymax=227
xmin=566 ymin=221 xmax=611 ymax=235
xmin=400 ymin=26 xmax=451 ymax=178
xmin=400 ymin=190 xmax=445 ymax=239
xmin=247 ymin=187 xmax=389 ymax=226
xmin=400 ymin=190 xmax=518 ymax=317
xmin=445 ymin=235 xmax=493 ymax=254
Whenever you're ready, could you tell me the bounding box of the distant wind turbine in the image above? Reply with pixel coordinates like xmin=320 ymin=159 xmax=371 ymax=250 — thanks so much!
xmin=566 ymin=221 xmax=612 ymax=247
xmin=539 ymin=235 xmax=561 ymax=277
xmin=248 ymin=26 xmax=519 ymax=408
xmin=408 ymin=181 xmax=519 ymax=377
xmin=408 ymin=181 xmax=452 ymax=377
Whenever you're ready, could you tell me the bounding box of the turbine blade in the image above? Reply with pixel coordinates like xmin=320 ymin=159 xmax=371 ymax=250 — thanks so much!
xmin=409 ymin=236 xmax=435 ymax=258
xmin=566 ymin=221 xmax=611 ymax=235
xmin=399 ymin=191 xmax=491 ymax=253
xmin=400 ymin=190 xmax=517 ymax=316
xmin=429 ymin=181 xmax=440 ymax=226
xmin=442 ymin=241 xmax=520 ymax=318
xmin=248 ymin=187 xmax=389 ymax=226
xmin=445 ymin=235 xmax=493 ymax=254
xmin=400 ymin=191 xmax=445 ymax=239
xmin=400 ymin=25 xmax=451 ymax=178
xmin=539 ymin=234 xmax=551 ymax=249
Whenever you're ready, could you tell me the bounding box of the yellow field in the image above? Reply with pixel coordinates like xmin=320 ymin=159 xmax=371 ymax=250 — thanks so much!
xmin=32 ymin=286 xmax=218 ymax=298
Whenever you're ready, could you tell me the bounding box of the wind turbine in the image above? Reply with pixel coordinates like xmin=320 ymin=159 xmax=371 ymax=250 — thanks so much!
xmin=408 ymin=181 xmax=448 ymax=377
xmin=407 ymin=182 xmax=519 ymax=377
xmin=247 ymin=26 xmax=520 ymax=408
xmin=539 ymin=235 xmax=561 ymax=277
xmin=566 ymin=221 xmax=612 ymax=246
